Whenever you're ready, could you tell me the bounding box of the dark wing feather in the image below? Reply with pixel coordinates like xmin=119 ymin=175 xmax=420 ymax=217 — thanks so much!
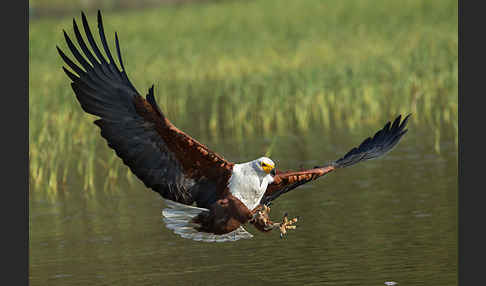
xmin=261 ymin=114 xmax=410 ymax=205
xmin=334 ymin=114 xmax=410 ymax=168
xmin=58 ymin=11 xmax=233 ymax=208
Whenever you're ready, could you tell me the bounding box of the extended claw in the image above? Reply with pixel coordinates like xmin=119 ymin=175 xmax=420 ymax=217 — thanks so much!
xmin=250 ymin=205 xmax=299 ymax=237
xmin=278 ymin=213 xmax=298 ymax=239
xmin=251 ymin=204 xmax=271 ymax=222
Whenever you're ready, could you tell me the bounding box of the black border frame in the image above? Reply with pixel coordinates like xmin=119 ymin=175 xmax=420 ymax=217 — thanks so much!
xmin=9 ymin=0 xmax=28 ymax=285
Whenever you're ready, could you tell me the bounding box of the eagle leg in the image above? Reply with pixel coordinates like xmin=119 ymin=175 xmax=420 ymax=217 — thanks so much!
xmin=250 ymin=205 xmax=298 ymax=238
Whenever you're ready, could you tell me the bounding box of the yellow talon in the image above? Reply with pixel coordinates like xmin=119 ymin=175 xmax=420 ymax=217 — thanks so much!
xmin=250 ymin=205 xmax=299 ymax=237
xmin=278 ymin=213 xmax=298 ymax=238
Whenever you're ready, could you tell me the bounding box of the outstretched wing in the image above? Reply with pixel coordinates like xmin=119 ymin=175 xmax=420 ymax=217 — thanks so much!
xmin=57 ymin=11 xmax=233 ymax=208
xmin=261 ymin=114 xmax=410 ymax=205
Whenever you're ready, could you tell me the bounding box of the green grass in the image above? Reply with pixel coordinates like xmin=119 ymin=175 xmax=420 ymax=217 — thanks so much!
xmin=29 ymin=0 xmax=458 ymax=193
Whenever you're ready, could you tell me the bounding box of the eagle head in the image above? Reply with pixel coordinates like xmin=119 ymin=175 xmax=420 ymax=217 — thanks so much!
xmin=255 ymin=157 xmax=276 ymax=176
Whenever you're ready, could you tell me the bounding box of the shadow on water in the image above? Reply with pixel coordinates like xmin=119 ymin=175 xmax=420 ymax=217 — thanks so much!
xmin=29 ymin=124 xmax=457 ymax=286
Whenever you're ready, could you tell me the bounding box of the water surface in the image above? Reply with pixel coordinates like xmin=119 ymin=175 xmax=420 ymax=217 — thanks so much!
xmin=29 ymin=126 xmax=457 ymax=285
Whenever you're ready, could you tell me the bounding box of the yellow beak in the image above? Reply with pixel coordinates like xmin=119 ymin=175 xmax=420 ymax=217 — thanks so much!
xmin=262 ymin=164 xmax=275 ymax=174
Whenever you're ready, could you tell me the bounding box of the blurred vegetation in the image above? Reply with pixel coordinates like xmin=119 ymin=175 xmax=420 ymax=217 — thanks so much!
xmin=29 ymin=0 xmax=458 ymax=194
xmin=29 ymin=0 xmax=201 ymax=18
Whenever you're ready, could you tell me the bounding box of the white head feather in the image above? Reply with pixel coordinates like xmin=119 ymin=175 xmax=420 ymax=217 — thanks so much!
xmin=228 ymin=157 xmax=276 ymax=210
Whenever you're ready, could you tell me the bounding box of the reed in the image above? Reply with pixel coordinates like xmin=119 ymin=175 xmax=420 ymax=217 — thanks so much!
xmin=29 ymin=0 xmax=458 ymax=193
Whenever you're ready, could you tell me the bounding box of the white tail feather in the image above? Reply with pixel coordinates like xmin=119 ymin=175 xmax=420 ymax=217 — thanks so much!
xmin=161 ymin=200 xmax=253 ymax=242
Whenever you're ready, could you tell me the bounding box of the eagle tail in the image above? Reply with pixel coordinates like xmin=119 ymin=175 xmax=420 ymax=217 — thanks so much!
xmin=162 ymin=200 xmax=253 ymax=242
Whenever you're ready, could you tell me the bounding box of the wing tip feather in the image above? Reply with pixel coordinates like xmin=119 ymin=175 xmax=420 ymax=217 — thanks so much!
xmin=335 ymin=114 xmax=410 ymax=168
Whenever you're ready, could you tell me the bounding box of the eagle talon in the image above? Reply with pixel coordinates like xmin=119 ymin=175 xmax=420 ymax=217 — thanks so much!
xmin=252 ymin=204 xmax=298 ymax=236
xmin=276 ymin=212 xmax=298 ymax=238
xmin=250 ymin=204 xmax=272 ymax=224
xmin=273 ymin=213 xmax=298 ymax=239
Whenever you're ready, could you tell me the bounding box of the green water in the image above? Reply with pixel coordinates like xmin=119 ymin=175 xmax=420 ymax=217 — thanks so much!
xmin=29 ymin=125 xmax=457 ymax=285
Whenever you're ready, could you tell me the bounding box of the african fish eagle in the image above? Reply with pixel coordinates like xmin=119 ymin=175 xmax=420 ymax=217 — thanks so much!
xmin=57 ymin=11 xmax=410 ymax=242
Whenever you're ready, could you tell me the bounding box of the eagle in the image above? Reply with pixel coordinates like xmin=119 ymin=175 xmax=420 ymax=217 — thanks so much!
xmin=57 ymin=11 xmax=410 ymax=242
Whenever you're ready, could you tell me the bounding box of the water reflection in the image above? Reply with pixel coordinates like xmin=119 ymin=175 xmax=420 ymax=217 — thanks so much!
xmin=30 ymin=126 xmax=457 ymax=286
